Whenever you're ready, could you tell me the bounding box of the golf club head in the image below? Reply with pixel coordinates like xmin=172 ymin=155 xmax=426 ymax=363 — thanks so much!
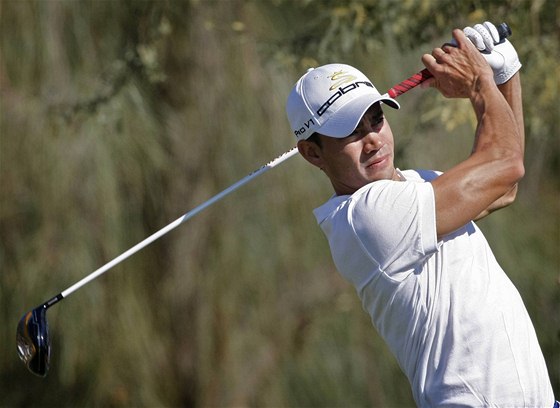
xmin=16 ymin=306 xmax=50 ymax=377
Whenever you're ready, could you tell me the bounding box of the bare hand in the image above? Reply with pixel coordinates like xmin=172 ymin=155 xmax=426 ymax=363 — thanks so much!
xmin=421 ymin=29 xmax=495 ymax=99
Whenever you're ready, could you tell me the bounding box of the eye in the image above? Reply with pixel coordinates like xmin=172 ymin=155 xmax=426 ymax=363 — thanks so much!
xmin=347 ymin=127 xmax=361 ymax=138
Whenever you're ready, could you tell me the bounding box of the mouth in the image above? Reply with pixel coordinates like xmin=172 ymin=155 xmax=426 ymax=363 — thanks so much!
xmin=365 ymin=154 xmax=389 ymax=169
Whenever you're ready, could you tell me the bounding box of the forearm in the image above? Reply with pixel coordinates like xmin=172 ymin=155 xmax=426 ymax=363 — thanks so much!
xmin=470 ymin=77 xmax=523 ymax=163
xmin=498 ymin=72 xmax=524 ymax=153
xmin=423 ymin=29 xmax=525 ymax=237
xmin=474 ymin=184 xmax=518 ymax=221
xmin=473 ymin=73 xmax=524 ymax=220
xmin=431 ymin=76 xmax=524 ymax=236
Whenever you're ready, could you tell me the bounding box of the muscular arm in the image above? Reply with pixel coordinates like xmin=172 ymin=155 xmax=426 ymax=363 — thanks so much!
xmin=422 ymin=29 xmax=525 ymax=238
xmin=473 ymin=72 xmax=524 ymax=220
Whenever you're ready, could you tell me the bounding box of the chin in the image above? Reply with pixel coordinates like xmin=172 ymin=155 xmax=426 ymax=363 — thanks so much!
xmin=366 ymin=167 xmax=394 ymax=182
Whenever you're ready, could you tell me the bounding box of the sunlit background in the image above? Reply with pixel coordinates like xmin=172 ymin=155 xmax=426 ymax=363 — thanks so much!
xmin=1 ymin=0 xmax=558 ymax=406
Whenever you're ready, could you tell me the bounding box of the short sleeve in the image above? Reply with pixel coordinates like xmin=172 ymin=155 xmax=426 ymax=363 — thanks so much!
xmin=348 ymin=180 xmax=438 ymax=280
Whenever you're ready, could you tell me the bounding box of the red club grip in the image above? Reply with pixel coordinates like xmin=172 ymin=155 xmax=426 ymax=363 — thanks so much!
xmin=387 ymin=69 xmax=433 ymax=98
xmin=386 ymin=22 xmax=511 ymax=99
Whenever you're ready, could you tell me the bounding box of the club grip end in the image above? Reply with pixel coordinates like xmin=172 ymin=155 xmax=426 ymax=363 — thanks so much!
xmin=497 ymin=22 xmax=512 ymax=40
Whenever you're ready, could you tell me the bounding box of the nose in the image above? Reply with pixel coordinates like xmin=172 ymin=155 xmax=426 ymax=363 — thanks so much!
xmin=363 ymin=131 xmax=382 ymax=154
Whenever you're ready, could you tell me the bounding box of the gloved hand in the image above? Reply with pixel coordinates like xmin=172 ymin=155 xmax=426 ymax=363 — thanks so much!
xmin=463 ymin=21 xmax=521 ymax=85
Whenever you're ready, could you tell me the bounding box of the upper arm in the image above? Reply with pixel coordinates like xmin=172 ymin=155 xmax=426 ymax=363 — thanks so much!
xmin=430 ymin=73 xmax=525 ymax=238
xmin=430 ymin=151 xmax=523 ymax=238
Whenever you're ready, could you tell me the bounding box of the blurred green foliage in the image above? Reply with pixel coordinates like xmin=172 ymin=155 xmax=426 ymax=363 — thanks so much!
xmin=1 ymin=0 xmax=558 ymax=406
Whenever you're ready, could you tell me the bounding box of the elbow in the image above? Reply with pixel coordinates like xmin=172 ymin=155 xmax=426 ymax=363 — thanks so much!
xmin=479 ymin=142 xmax=524 ymax=183
xmin=510 ymin=155 xmax=525 ymax=184
xmin=489 ymin=150 xmax=524 ymax=201
xmin=501 ymin=154 xmax=523 ymax=207
xmin=502 ymin=183 xmax=519 ymax=207
xmin=501 ymin=150 xmax=525 ymax=186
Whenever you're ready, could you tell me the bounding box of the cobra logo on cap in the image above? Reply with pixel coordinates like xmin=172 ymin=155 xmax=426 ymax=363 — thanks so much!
xmin=328 ymin=70 xmax=357 ymax=91
xmin=317 ymin=80 xmax=375 ymax=116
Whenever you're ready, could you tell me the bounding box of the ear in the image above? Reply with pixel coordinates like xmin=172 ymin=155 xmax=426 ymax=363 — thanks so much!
xmin=297 ymin=139 xmax=324 ymax=170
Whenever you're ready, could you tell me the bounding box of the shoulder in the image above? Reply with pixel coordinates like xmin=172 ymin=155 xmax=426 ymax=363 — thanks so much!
xmin=350 ymin=178 xmax=435 ymax=218
xmin=349 ymin=179 xmax=439 ymax=273
xmin=314 ymin=172 xmax=440 ymax=225
xmin=399 ymin=169 xmax=442 ymax=182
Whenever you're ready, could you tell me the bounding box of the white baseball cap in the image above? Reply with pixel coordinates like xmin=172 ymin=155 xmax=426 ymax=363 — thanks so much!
xmin=286 ymin=63 xmax=399 ymax=141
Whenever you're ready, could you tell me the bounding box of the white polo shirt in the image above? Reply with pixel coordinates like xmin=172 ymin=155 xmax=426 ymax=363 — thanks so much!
xmin=313 ymin=169 xmax=555 ymax=407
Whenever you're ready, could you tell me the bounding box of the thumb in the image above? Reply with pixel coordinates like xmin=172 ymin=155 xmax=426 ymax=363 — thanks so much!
xmin=484 ymin=51 xmax=506 ymax=70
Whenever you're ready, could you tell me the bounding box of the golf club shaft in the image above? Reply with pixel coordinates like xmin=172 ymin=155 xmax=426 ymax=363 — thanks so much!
xmin=39 ymin=66 xmax=455 ymax=307
xmin=57 ymin=147 xmax=299 ymax=300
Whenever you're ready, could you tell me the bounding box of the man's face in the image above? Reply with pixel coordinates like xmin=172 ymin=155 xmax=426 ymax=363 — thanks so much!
xmin=299 ymin=103 xmax=399 ymax=195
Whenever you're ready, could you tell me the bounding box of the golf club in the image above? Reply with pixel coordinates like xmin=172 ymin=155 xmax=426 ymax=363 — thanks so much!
xmin=16 ymin=22 xmax=511 ymax=377
xmin=16 ymin=146 xmax=299 ymax=377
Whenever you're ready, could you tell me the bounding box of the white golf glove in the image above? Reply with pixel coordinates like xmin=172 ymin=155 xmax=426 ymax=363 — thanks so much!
xmin=463 ymin=21 xmax=521 ymax=85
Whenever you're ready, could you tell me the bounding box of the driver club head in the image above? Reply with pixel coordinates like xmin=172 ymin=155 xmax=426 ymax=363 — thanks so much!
xmin=16 ymin=305 xmax=51 ymax=377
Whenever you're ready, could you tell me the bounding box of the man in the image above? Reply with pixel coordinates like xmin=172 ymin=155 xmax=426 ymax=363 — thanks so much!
xmin=286 ymin=22 xmax=556 ymax=406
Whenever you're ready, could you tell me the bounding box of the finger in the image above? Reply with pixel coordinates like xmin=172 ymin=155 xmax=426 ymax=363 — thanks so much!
xmin=432 ymin=47 xmax=448 ymax=61
xmin=483 ymin=21 xmax=500 ymax=44
xmin=463 ymin=26 xmax=486 ymax=51
xmin=452 ymin=28 xmax=480 ymax=53
xmin=441 ymin=42 xmax=459 ymax=54
xmin=473 ymin=23 xmax=495 ymax=51
xmin=421 ymin=53 xmax=439 ymax=73
xmin=450 ymin=28 xmax=467 ymax=46
xmin=422 ymin=53 xmax=436 ymax=65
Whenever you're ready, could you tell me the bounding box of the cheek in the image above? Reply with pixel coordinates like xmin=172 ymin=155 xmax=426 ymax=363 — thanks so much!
xmin=383 ymin=123 xmax=395 ymax=144
xmin=324 ymin=150 xmax=358 ymax=176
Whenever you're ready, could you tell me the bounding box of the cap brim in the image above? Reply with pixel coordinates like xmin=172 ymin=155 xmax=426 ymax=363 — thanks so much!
xmin=318 ymin=94 xmax=400 ymax=138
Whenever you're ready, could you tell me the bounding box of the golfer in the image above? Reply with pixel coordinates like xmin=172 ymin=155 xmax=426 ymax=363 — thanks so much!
xmin=286 ymin=22 xmax=557 ymax=406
